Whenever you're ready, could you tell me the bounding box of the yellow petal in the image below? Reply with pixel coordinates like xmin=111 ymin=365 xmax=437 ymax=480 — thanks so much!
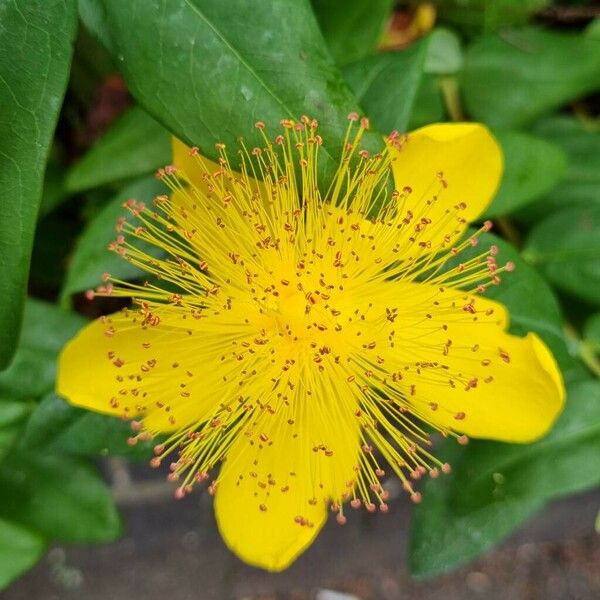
xmin=386 ymin=284 xmax=565 ymax=443
xmin=390 ymin=123 xmax=503 ymax=250
xmin=57 ymin=312 xmax=218 ymax=431
xmin=172 ymin=137 xmax=222 ymax=191
xmin=215 ymin=399 xmax=359 ymax=571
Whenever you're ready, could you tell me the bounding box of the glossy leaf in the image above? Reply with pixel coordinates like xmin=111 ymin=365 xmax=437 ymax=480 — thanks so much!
xmin=450 ymin=379 xmax=600 ymax=512
xmin=22 ymin=393 xmax=154 ymax=460
xmin=462 ymin=27 xmax=600 ymax=128
xmin=523 ymin=206 xmax=600 ymax=306
xmin=343 ymin=37 xmax=429 ymax=134
xmin=408 ymin=442 xmax=544 ymax=579
xmin=0 ymin=519 xmax=46 ymax=591
xmin=0 ymin=452 xmax=121 ymax=543
xmin=66 ymin=107 xmax=171 ymax=193
xmin=0 ymin=0 xmax=78 ymax=368
xmin=61 ymin=177 xmax=166 ymax=300
xmin=0 ymin=301 xmax=86 ymax=400
xmin=311 ymin=0 xmax=395 ymax=64
xmin=94 ymin=0 xmax=383 ymax=181
xmin=520 ymin=116 xmax=600 ymax=222
xmin=484 ymin=130 xmax=567 ymax=218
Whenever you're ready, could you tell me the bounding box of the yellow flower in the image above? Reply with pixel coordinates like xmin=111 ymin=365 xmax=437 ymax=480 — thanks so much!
xmin=58 ymin=116 xmax=564 ymax=571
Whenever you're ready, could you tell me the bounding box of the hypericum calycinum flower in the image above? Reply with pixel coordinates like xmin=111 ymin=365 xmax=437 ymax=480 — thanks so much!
xmin=58 ymin=116 xmax=564 ymax=571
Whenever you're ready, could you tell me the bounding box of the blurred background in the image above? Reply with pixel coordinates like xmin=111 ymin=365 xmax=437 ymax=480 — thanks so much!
xmin=0 ymin=0 xmax=599 ymax=598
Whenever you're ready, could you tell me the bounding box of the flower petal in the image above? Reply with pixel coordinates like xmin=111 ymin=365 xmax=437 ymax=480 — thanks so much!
xmin=386 ymin=284 xmax=565 ymax=443
xmin=57 ymin=312 xmax=219 ymax=431
xmin=172 ymin=137 xmax=221 ymax=190
xmin=215 ymin=398 xmax=359 ymax=571
xmin=390 ymin=123 xmax=502 ymax=250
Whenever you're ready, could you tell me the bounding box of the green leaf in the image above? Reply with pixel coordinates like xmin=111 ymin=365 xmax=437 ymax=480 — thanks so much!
xmin=0 ymin=401 xmax=30 ymax=462
xmin=523 ymin=206 xmax=600 ymax=306
xmin=66 ymin=107 xmax=171 ymax=194
xmin=94 ymin=0 xmax=383 ymax=181
xmin=425 ymin=28 xmax=463 ymax=75
xmin=519 ymin=116 xmax=600 ymax=222
xmin=0 ymin=452 xmax=121 ymax=543
xmin=22 ymin=393 xmax=154 ymax=460
xmin=408 ymin=442 xmax=544 ymax=579
xmin=343 ymin=37 xmax=429 ymax=134
xmin=0 ymin=300 xmax=86 ymax=400
xmin=0 ymin=518 xmax=46 ymax=591
xmin=408 ymin=74 xmax=445 ymax=130
xmin=62 ymin=177 xmax=166 ymax=300
xmin=450 ymin=379 xmax=600 ymax=513
xmin=584 ymin=313 xmax=600 ymax=348
xmin=0 ymin=0 xmax=78 ymax=368
xmin=484 ymin=130 xmax=567 ymax=218
xmin=311 ymin=0 xmax=395 ymax=64
xmin=461 ymin=27 xmax=600 ymax=128
xmin=435 ymin=0 xmax=551 ymax=35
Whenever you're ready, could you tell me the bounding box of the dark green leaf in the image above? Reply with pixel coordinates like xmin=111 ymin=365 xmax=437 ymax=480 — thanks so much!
xmin=484 ymin=130 xmax=567 ymax=218
xmin=0 ymin=452 xmax=121 ymax=543
xmin=343 ymin=37 xmax=429 ymax=134
xmin=0 ymin=518 xmax=46 ymax=591
xmin=0 ymin=300 xmax=86 ymax=400
xmin=61 ymin=177 xmax=166 ymax=300
xmin=22 ymin=393 xmax=153 ymax=460
xmin=519 ymin=116 xmax=600 ymax=222
xmin=408 ymin=442 xmax=544 ymax=579
xmin=0 ymin=401 xmax=30 ymax=461
xmin=311 ymin=0 xmax=395 ymax=64
xmin=462 ymin=27 xmax=600 ymax=128
xmin=408 ymin=74 xmax=445 ymax=130
xmin=66 ymin=107 xmax=171 ymax=193
xmin=96 ymin=0 xmax=383 ymax=181
xmin=78 ymin=0 xmax=116 ymax=54
xmin=450 ymin=379 xmax=600 ymax=513
xmin=523 ymin=206 xmax=600 ymax=306
xmin=0 ymin=0 xmax=78 ymax=368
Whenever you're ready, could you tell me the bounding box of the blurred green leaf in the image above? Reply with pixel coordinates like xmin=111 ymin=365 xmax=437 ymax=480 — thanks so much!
xmin=434 ymin=0 xmax=551 ymax=34
xmin=425 ymin=28 xmax=463 ymax=75
xmin=0 ymin=0 xmax=78 ymax=369
xmin=0 ymin=300 xmax=86 ymax=400
xmin=343 ymin=37 xmax=429 ymax=134
xmin=0 ymin=518 xmax=46 ymax=591
xmin=451 ymin=379 xmax=600 ymax=513
xmin=0 ymin=401 xmax=30 ymax=461
xmin=408 ymin=442 xmax=544 ymax=578
xmin=520 ymin=116 xmax=600 ymax=222
xmin=408 ymin=74 xmax=445 ymax=130
xmin=311 ymin=0 xmax=394 ymax=64
xmin=584 ymin=313 xmax=600 ymax=347
xmin=462 ymin=27 xmax=600 ymax=128
xmin=523 ymin=206 xmax=600 ymax=306
xmin=484 ymin=130 xmax=567 ymax=218
xmin=62 ymin=177 xmax=166 ymax=300
xmin=66 ymin=107 xmax=171 ymax=194
xmin=0 ymin=453 xmax=121 ymax=543
xmin=91 ymin=0 xmax=382 ymax=182
xmin=22 ymin=393 xmax=153 ymax=460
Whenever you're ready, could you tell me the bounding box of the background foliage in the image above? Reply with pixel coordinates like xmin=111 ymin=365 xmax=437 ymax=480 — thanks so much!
xmin=0 ymin=0 xmax=599 ymax=590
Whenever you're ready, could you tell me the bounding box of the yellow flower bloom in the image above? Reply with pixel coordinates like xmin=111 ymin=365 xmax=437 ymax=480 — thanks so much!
xmin=58 ymin=116 xmax=564 ymax=571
